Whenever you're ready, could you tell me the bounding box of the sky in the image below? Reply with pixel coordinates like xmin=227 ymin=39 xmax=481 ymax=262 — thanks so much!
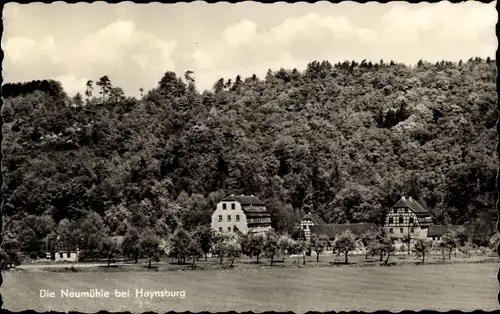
xmin=2 ymin=1 xmax=497 ymax=98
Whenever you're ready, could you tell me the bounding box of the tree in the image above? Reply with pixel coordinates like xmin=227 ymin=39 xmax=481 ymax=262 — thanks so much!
xmin=168 ymin=227 xmax=192 ymax=264
xmin=459 ymin=242 xmax=474 ymax=258
xmin=380 ymin=236 xmax=395 ymax=264
xmin=79 ymin=212 xmax=105 ymax=261
xmin=186 ymin=240 xmax=203 ymax=267
xmin=310 ymin=234 xmax=329 ymax=262
xmin=277 ymin=234 xmax=294 ymax=262
xmin=18 ymin=228 xmax=38 ymax=255
xmin=333 ymin=230 xmax=357 ymax=264
xmin=140 ymin=229 xmax=162 ymax=268
xmin=442 ymin=230 xmax=458 ymax=259
xmin=241 ymin=233 xmax=265 ymax=263
xmin=99 ymin=236 xmax=121 ymax=267
xmin=85 ymin=80 xmax=94 ymax=101
xmin=96 ymin=76 xmax=112 ymax=103
xmin=122 ymin=226 xmax=141 ymax=263
xmin=225 ymin=240 xmax=242 ymax=267
xmin=264 ymin=229 xmax=279 ymax=266
xmin=437 ymin=241 xmax=447 ymax=262
xmin=192 ymin=226 xmax=214 ymax=261
xmin=0 ymin=239 xmax=22 ymax=269
xmin=414 ymin=239 xmax=431 ymax=263
xmin=291 ymin=239 xmax=309 ymax=265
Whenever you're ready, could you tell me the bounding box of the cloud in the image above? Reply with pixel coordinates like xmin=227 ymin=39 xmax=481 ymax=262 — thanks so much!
xmin=223 ymin=20 xmax=257 ymax=47
xmin=188 ymin=4 xmax=496 ymax=91
xmin=80 ymin=20 xmax=177 ymax=71
xmin=3 ymin=35 xmax=59 ymax=64
xmin=53 ymin=74 xmax=90 ymax=96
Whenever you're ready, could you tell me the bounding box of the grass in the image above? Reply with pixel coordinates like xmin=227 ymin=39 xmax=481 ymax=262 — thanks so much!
xmin=2 ymin=260 xmax=498 ymax=312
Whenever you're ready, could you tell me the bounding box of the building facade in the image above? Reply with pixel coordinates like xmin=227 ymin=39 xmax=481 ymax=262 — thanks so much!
xmin=46 ymin=249 xmax=79 ymax=262
xmin=427 ymin=225 xmax=466 ymax=245
xmin=384 ymin=196 xmax=433 ymax=250
xmin=294 ymin=212 xmax=326 ymax=241
xmin=211 ymin=194 xmax=272 ymax=235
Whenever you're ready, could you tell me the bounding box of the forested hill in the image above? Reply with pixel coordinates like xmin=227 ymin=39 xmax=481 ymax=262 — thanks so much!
xmin=1 ymin=58 xmax=497 ymax=244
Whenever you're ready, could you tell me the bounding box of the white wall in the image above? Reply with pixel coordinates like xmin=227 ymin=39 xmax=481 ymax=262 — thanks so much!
xmin=211 ymin=201 xmax=248 ymax=234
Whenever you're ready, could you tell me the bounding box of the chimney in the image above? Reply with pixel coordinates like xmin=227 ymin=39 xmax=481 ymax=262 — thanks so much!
xmin=241 ymin=194 xmax=244 ymax=196
xmin=402 ymin=196 xmax=406 ymax=200
xmin=251 ymin=194 xmax=254 ymax=197
xmin=409 ymin=196 xmax=413 ymax=202
xmin=308 ymin=212 xmax=311 ymax=215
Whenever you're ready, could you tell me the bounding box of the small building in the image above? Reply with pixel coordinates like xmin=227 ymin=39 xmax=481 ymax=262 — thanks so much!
xmin=294 ymin=212 xmax=326 ymax=241
xmin=384 ymin=196 xmax=433 ymax=240
xmin=211 ymin=194 xmax=272 ymax=235
xmin=427 ymin=225 xmax=466 ymax=244
xmin=46 ymin=248 xmax=80 ymax=262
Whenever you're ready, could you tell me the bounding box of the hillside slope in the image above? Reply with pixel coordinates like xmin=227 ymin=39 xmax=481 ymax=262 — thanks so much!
xmin=1 ymin=58 xmax=497 ymax=244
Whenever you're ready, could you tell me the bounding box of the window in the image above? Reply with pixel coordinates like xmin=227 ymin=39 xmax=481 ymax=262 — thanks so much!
xmin=67 ymin=252 xmax=71 ymax=258
xmin=410 ymin=228 xmax=414 ymax=233
xmin=399 ymin=217 xmax=403 ymax=224
xmin=59 ymin=252 xmax=63 ymax=258
xmin=389 ymin=217 xmax=393 ymax=224
xmin=399 ymin=228 xmax=403 ymax=234
xmin=393 ymin=209 xmax=397 ymax=213
xmin=228 ymin=227 xmax=231 ymax=232
xmin=404 ymin=209 xmax=408 ymax=213
xmin=304 ymin=225 xmax=308 ymax=230
xmin=231 ymin=203 xmax=235 ymax=210
xmin=218 ymin=215 xmax=223 ymax=222
xmin=437 ymin=237 xmax=441 ymax=241
xmin=222 ymin=203 xmax=227 ymax=210
xmin=236 ymin=215 xmax=240 ymax=222
xmin=389 ymin=228 xmax=393 ymax=233
xmin=227 ymin=215 xmax=231 ymax=222
xmin=409 ymin=217 xmax=414 ymax=223
xmin=219 ymin=227 xmax=223 ymax=232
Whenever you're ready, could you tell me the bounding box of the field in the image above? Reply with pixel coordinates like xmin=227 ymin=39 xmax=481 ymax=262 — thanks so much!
xmin=2 ymin=262 xmax=498 ymax=312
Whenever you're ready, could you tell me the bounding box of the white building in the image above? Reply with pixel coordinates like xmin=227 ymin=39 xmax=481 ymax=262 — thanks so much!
xmin=211 ymin=194 xmax=272 ymax=235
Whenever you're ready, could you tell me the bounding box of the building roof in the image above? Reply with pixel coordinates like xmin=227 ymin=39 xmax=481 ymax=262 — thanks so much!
xmin=223 ymin=194 xmax=266 ymax=206
xmin=428 ymin=225 xmax=466 ymax=237
xmin=301 ymin=212 xmax=326 ymax=225
xmin=392 ymin=196 xmax=430 ymax=215
xmin=311 ymin=223 xmax=377 ymax=239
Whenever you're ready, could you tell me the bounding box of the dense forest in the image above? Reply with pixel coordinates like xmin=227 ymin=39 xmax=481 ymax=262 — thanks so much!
xmin=1 ymin=57 xmax=497 ymax=255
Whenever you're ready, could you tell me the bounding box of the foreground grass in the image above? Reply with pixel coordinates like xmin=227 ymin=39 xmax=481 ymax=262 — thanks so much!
xmin=3 ymin=262 xmax=497 ymax=312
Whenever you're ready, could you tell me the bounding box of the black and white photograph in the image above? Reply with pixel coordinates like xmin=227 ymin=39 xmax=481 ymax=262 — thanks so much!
xmin=0 ymin=1 xmax=498 ymax=312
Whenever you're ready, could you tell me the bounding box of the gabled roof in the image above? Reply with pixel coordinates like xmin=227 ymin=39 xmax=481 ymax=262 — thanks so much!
xmin=301 ymin=212 xmax=326 ymax=225
xmin=392 ymin=196 xmax=430 ymax=215
xmin=428 ymin=225 xmax=465 ymax=237
xmin=311 ymin=223 xmax=377 ymax=239
xmin=223 ymin=194 xmax=265 ymax=206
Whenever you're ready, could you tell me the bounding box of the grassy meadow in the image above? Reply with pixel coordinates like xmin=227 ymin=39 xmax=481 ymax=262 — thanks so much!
xmin=2 ymin=261 xmax=498 ymax=313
